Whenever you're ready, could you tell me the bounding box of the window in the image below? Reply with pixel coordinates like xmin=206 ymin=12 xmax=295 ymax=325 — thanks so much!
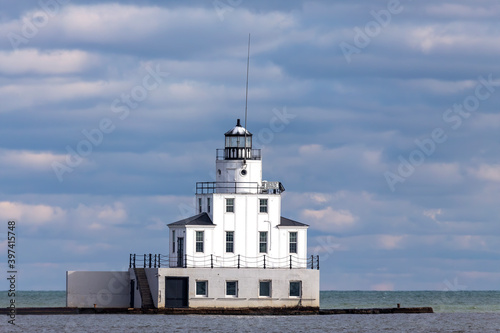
xmin=226 ymin=281 xmax=238 ymax=297
xmin=259 ymin=281 xmax=271 ymax=297
xmin=259 ymin=231 xmax=267 ymax=253
xmin=196 ymin=281 xmax=208 ymax=297
xmin=196 ymin=231 xmax=204 ymax=252
xmin=172 ymin=230 xmax=176 ymax=252
xmin=198 ymin=198 xmax=202 ymax=213
xmin=290 ymin=281 xmax=301 ymax=297
xmin=259 ymin=199 xmax=268 ymax=213
xmin=226 ymin=231 xmax=234 ymax=253
xmin=207 ymin=197 xmax=211 ymax=213
xmin=289 ymin=232 xmax=297 ymax=254
xmin=226 ymin=198 xmax=234 ymax=213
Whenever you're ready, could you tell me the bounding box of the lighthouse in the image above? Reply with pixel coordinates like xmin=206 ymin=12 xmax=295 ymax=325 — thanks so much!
xmin=159 ymin=119 xmax=318 ymax=308
xmin=67 ymin=119 xmax=320 ymax=310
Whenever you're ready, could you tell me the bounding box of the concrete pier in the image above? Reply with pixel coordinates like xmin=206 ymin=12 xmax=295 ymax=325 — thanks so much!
xmin=0 ymin=306 xmax=433 ymax=315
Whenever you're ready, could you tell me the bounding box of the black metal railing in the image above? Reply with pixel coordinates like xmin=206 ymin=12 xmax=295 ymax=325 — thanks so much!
xmin=129 ymin=253 xmax=319 ymax=270
xmin=216 ymin=148 xmax=261 ymax=160
xmin=196 ymin=181 xmax=284 ymax=194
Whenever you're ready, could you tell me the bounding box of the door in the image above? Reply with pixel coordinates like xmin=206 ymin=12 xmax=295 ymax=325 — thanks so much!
xmin=130 ymin=280 xmax=135 ymax=308
xmin=177 ymin=237 xmax=184 ymax=267
xmin=165 ymin=277 xmax=188 ymax=308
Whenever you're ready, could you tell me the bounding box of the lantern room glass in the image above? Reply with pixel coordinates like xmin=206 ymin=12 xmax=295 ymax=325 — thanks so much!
xmin=226 ymin=136 xmax=252 ymax=148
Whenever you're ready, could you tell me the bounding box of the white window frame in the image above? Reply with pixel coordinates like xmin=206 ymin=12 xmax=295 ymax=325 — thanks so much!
xmin=195 ymin=231 xmax=204 ymax=253
xmin=207 ymin=197 xmax=211 ymax=213
xmin=289 ymin=231 xmax=298 ymax=254
xmin=259 ymin=198 xmax=268 ymax=213
xmin=226 ymin=231 xmax=234 ymax=253
xmin=226 ymin=198 xmax=234 ymax=213
xmin=198 ymin=197 xmax=202 ymax=213
xmin=259 ymin=231 xmax=268 ymax=253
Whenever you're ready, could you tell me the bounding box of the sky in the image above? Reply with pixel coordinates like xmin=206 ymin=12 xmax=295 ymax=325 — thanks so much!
xmin=0 ymin=0 xmax=499 ymax=291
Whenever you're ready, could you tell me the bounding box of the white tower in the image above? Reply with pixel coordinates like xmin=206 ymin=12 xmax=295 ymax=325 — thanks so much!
xmin=215 ymin=119 xmax=262 ymax=193
xmin=168 ymin=119 xmax=307 ymax=269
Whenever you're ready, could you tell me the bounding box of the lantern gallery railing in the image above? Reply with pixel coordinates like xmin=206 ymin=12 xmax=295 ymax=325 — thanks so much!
xmin=196 ymin=181 xmax=285 ymax=194
xmin=129 ymin=254 xmax=319 ymax=270
xmin=216 ymin=148 xmax=261 ymax=160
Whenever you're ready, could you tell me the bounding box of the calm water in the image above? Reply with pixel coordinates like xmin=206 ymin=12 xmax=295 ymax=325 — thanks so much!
xmin=1 ymin=291 xmax=499 ymax=332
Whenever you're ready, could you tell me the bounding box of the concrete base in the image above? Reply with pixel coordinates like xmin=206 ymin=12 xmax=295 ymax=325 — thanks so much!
xmin=137 ymin=267 xmax=320 ymax=309
xmin=66 ymin=268 xmax=319 ymax=309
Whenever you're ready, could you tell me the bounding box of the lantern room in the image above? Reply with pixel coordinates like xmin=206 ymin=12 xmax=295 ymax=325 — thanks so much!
xmin=223 ymin=119 xmax=253 ymax=160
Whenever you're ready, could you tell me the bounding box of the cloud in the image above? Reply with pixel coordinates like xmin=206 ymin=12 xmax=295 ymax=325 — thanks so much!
xmin=377 ymin=235 xmax=405 ymax=250
xmin=0 ymin=78 xmax=121 ymax=111
xmin=470 ymin=164 xmax=500 ymax=182
xmin=423 ymin=209 xmax=442 ymax=222
xmin=407 ymin=23 xmax=500 ymax=55
xmin=371 ymin=282 xmax=394 ymax=291
xmin=302 ymin=206 xmax=357 ymax=232
xmin=62 ymin=240 xmax=113 ymax=255
xmin=0 ymin=201 xmax=66 ymax=226
xmin=426 ymin=4 xmax=499 ymax=19
xmin=0 ymin=149 xmax=66 ymax=171
xmin=70 ymin=202 xmax=128 ymax=230
xmin=0 ymin=49 xmax=97 ymax=75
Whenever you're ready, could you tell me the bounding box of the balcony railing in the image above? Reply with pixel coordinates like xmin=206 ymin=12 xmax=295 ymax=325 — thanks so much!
xmin=217 ymin=148 xmax=261 ymax=160
xmin=196 ymin=181 xmax=284 ymax=194
xmin=129 ymin=253 xmax=319 ymax=270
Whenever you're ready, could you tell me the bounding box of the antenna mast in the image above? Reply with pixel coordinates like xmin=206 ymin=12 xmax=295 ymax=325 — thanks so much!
xmin=244 ymin=33 xmax=250 ymax=164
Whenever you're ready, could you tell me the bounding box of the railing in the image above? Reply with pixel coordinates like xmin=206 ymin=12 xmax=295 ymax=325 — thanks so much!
xmin=129 ymin=253 xmax=319 ymax=270
xmin=216 ymin=148 xmax=261 ymax=160
xmin=196 ymin=181 xmax=284 ymax=194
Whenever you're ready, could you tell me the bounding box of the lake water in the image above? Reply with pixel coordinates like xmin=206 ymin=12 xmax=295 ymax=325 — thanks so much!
xmin=1 ymin=291 xmax=499 ymax=332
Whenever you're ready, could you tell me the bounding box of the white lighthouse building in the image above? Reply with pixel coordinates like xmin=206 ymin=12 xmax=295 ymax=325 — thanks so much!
xmin=169 ymin=119 xmax=308 ymax=270
xmin=66 ymin=119 xmax=319 ymax=310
